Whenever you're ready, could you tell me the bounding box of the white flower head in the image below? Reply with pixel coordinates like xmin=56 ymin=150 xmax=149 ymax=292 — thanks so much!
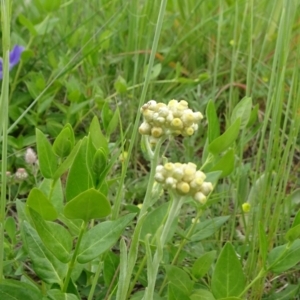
xmin=25 ymin=148 xmax=37 ymax=164
xmin=15 ymin=168 xmax=28 ymax=180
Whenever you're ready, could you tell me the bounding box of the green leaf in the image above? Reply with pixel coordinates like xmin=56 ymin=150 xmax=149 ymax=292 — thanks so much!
xmin=18 ymin=14 xmax=37 ymax=36
xmin=231 ymin=97 xmax=252 ymax=129
xmin=27 ymin=188 xmax=57 ymax=221
xmin=53 ymin=140 xmax=82 ymax=181
xmin=210 ymin=149 xmax=235 ymax=178
xmin=285 ymin=224 xmax=300 ymax=242
xmin=263 ymin=284 xmax=299 ymax=300
xmin=114 ymin=76 xmax=127 ymax=94
xmin=36 ymin=128 xmax=57 ymax=179
xmin=92 ymin=148 xmax=107 ymax=187
xmin=0 ymin=280 xmax=43 ymax=300
xmin=168 ymin=283 xmax=190 ymax=300
xmin=291 ymin=209 xmax=300 ymax=228
xmin=103 ymin=251 xmax=119 ymax=288
xmin=77 ymin=213 xmax=135 ymax=263
xmin=65 ymin=137 xmax=94 ymax=201
xmin=29 ymin=209 xmax=72 ymax=263
xmin=165 ymin=265 xmax=194 ymax=295
xmin=190 ymin=216 xmax=230 ymax=242
xmin=34 ymin=16 xmax=59 ymax=35
xmin=5 ymin=217 xmax=16 ymax=243
xmin=190 ymin=289 xmax=216 ymax=300
xmin=89 ymin=116 xmax=109 ymax=155
xmin=211 ymin=242 xmax=246 ymax=299
xmin=22 ymin=222 xmax=67 ymax=284
xmin=106 ymin=106 xmax=120 ymax=136
xmin=246 ymin=103 xmax=259 ymax=128
xmin=208 ymin=118 xmax=241 ymax=155
xmin=192 ymin=250 xmax=216 ymax=279
xmin=268 ymin=239 xmax=300 ymax=273
xmin=52 ymin=124 xmax=74 ymax=158
xmin=47 ymin=289 xmax=79 ymax=300
xmin=64 ymin=188 xmax=111 ymax=222
xmin=206 ymin=100 xmax=220 ymax=143
xmin=144 ymin=63 xmax=162 ymax=80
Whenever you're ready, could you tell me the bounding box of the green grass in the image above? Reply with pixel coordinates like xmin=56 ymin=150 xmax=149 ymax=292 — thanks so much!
xmin=1 ymin=0 xmax=300 ymax=299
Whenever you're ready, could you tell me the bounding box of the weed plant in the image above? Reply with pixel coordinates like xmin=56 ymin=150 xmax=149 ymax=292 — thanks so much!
xmin=0 ymin=0 xmax=300 ymax=299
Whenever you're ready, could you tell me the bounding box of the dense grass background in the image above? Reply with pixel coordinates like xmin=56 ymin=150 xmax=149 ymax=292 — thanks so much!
xmin=2 ymin=0 xmax=300 ymax=298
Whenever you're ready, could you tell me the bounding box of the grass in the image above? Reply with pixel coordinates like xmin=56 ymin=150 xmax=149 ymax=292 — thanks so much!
xmin=1 ymin=0 xmax=300 ymax=299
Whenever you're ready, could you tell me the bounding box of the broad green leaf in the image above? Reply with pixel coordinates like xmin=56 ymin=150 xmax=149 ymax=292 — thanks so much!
xmin=268 ymin=239 xmax=300 ymax=273
xmin=47 ymin=289 xmax=79 ymax=300
xmin=263 ymin=284 xmax=299 ymax=300
xmin=22 ymin=222 xmax=67 ymax=284
xmin=89 ymin=116 xmax=108 ymax=155
xmin=259 ymin=222 xmax=268 ymax=265
xmin=64 ymin=188 xmax=111 ymax=222
xmin=36 ymin=128 xmax=57 ymax=179
xmin=101 ymin=102 xmax=114 ymax=133
xmin=246 ymin=103 xmax=259 ymax=128
xmin=77 ymin=213 xmax=135 ymax=263
xmin=165 ymin=265 xmax=194 ymax=295
xmin=190 ymin=216 xmax=230 ymax=242
xmin=39 ymin=178 xmax=64 ymax=213
xmin=106 ymin=106 xmax=120 ymax=136
xmin=5 ymin=217 xmax=16 ymax=243
xmin=210 ymin=149 xmax=235 ymax=178
xmin=206 ymin=100 xmax=220 ymax=143
xmin=0 ymin=280 xmax=43 ymax=300
xmin=53 ymin=140 xmax=82 ymax=181
xmin=291 ymin=209 xmax=300 ymax=228
xmin=27 ymin=188 xmax=57 ymax=221
xmin=144 ymin=63 xmax=162 ymax=80
xmin=65 ymin=137 xmax=94 ymax=201
xmin=140 ymin=202 xmax=169 ymax=241
xmin=18 ymin=14 xmax=37 ymax=36
xmin=231 ymin=97 xmax=252 ymax=129
xmin=114 ymin=76 xmax=127 ymax=94
xmin=190 ymin=289 xmax=216 ymax=300
xmin=211 ymin=242 xmax=246 ymax=299
xmin=208 ymin=118 xmax=241 ymax=155
xmin=285 ymin=224 xmax=300 ymax=242
xmin=192 ymin=250 xmax=216 ymax=279
xmin=168 ymin=283 xmax=190 ymax=300
xmin=52 ymin=125 xmax=74 ymax=158
xmin=92 ymin=148 xmax=107 ymax=187
xmin=30 ymin=209 xmax=72 ymax=263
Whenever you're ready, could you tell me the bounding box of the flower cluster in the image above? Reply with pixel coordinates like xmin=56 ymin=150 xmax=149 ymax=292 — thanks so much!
xmin=154 ymin=162 xmax=213 ymax=204
xmin=139 ymin=100 xmax=203 ymax=143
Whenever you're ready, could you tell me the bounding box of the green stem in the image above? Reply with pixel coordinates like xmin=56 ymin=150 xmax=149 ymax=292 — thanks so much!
xmin=144 ymin=197 xmax=185 ymax=300
xmin=0 ymin=0 xmax=11 ymax=283
xmin=62 ymin=221 xmax=86 ymax=292
xmin=87 ymin=255 xmax=103 ymax=300
xmin=158 ymin=209 xmax=202 ymax=295
xmin=238 ymin=268 xmax=266 ymax=298
xmin=139 ymin=138 xmax=165 ymax=218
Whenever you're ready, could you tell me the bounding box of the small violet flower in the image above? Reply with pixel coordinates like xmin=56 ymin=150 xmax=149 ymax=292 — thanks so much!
xmin=0 ymin=45 xmax=25 ymax=79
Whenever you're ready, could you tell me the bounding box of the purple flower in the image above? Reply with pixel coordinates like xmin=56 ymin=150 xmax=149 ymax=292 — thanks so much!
xmin=0 ymin=45 xmax=25 ymax=79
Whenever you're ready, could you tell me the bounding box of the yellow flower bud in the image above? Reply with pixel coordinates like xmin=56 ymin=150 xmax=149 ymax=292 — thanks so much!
xmin=171 ymin=118 xmax=183 ymax=129
xmin=179 ymin=100 xmax=188 ymax=107
xmin=194 ymin=192 xmax=207 ymax=204
xmin=176 ymin=182 xmax=190 ymax=194
xmin=139 ymin=122 xmax=151 ymax=135
xmin=185 ymin=127 xmax=194 ymax=136
xmin=168 ymin=99 xmax=178 ymax=107
xmin=118 ymin=152 xmax=128 ymax=163
xmin=151 ymin=127 xmax=163 ymax=138
xmin=201 ymin=182 xmax=213 ymax=195
xmin=242 ymin=203 xmax=251 ymax=213
xmin=164 ymin=163 xmax=174 ymax=172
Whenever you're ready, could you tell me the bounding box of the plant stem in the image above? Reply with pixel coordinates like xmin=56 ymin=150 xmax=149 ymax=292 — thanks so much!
xmin=139 ymin=138 xmax=165 ymax=218
xmin=88 ymin=254 xmax=103 ymax=300
xmin=144 ymin=197 xmax=185 ymax=300
xmin=0 ymin=0 xmax=11 ymax=283
xmin=158 ymin=209 xmax=202 ymax=295
xmin=62 ymin=221 xmax=86 ymax=292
